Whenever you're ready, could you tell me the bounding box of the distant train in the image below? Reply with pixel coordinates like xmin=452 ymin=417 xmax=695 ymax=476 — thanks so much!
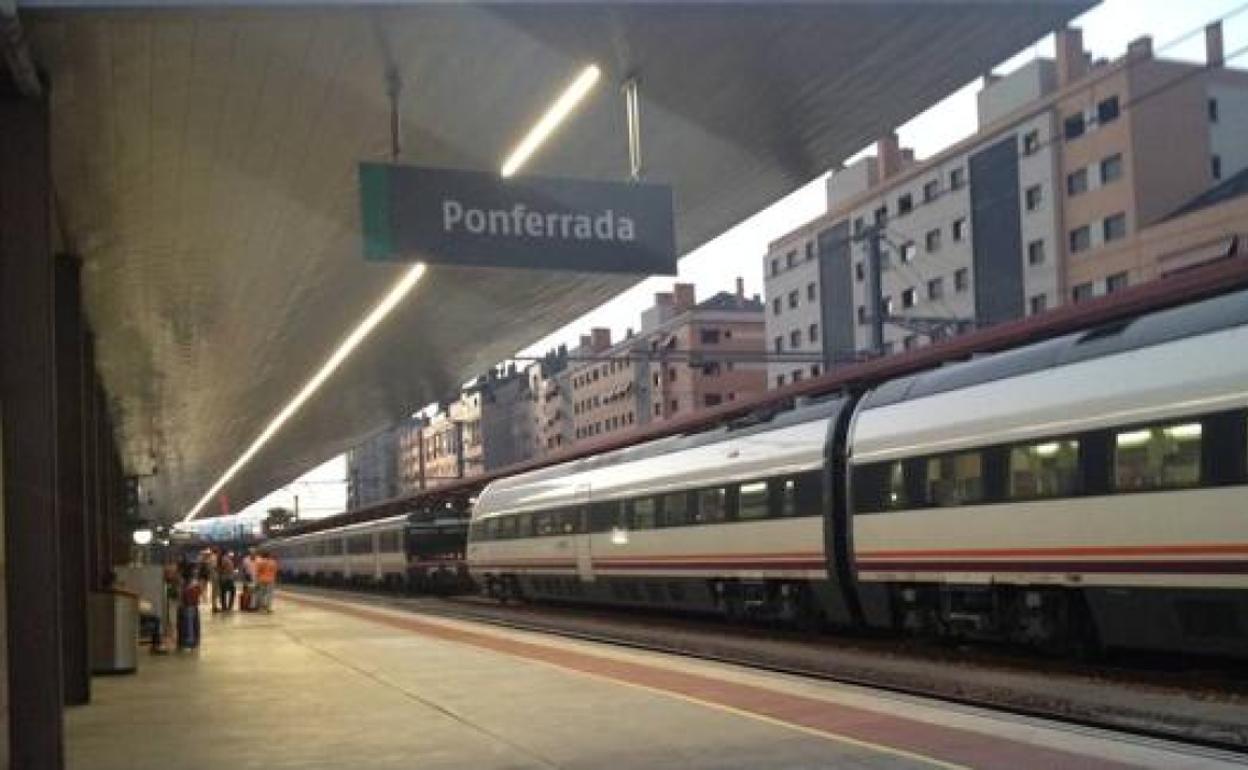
xmin=269 ymin=505 xmax=473 ymax=595
xmin=466 ymin=290 xmax=1248 ymax=657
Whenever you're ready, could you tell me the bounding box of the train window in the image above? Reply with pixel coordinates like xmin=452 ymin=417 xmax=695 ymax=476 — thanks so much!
xmin=662 ymin=493 xmax=691 ymax=527
xmin=496 ymin=516 xmax=516 ymax=539
xmin=535 ymin=511 xmax=555 ymax=536
xmin=484 ymin=518 xmax=500 ymax=540
xmin=347 ymin=535 xmax=371 ymax=554
xmin=925 ymin=451 xmax=983 ymax=506
xmin=329 ymin=539 xmax=344 ymax=555
xmin=1009 ymin=440 xmax=1080 ymax=499
xmin=738 ymin=481 xmax=769 ymax=520
xmin=516 ymin=513 xmax=534 ymax=538
xmin=694 ymin=488 xmax=728 ymax=523
xmin=1114 ymin=422 xmax=1202 ymax=491
xmin=628 ymin=498 xmax=657 ymax=530
xmin=556 ymin=508 xmax=581 ymax=534
xmin=775 ymin=471 xmax=822 ymax=516
xmin=590 ymin=501 xmax=621 ymax=532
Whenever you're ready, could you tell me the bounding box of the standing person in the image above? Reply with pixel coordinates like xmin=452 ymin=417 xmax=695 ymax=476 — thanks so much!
xmin=255 ymin=551 xmax=278 ymax=613
xmin=161 ymin=558 xmax=181 ymax=650
xmin=217 ymin=551 xmax=237 ymax=612
xmin=177 ymin=556 xmax=202 ymax=650
xmin=241 ymin=548 xmax=258 ymax=611
xmin=200 ymin=549 xmax=220 ymax=612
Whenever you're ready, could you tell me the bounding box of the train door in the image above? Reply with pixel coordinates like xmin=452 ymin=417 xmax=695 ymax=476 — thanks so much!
xmin=575 ymin=484 xmax=595 ymax=582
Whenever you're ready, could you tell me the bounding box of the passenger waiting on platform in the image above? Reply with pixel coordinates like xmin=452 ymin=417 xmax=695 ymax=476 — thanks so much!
xmin=255 ymin=551 xmax=278 ymax=613
xmin=241 ymin=548 xmax=258 ymax=611
xmin=201 ymin=548 xmax=219 ymax=612
xmin=217 ymin=551 xmax=237 ymax=612
xmin=177 ymin=568 xmax=202 ymax=650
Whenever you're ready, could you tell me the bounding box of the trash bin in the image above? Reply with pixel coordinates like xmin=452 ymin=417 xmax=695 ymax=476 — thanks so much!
xmin=89 ymin=588 xmax=139 ymax=675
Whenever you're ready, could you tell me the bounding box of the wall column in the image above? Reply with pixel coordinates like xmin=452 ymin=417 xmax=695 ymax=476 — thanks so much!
xmin=55 ymin=255 xmax=90 ymax=706
xmin=1 ymin=91 xmax=65 ymax=769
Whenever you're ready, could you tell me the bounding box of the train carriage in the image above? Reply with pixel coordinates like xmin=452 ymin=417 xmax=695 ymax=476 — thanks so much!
xmin=467 ymin=288 xmax=1248 ymax=656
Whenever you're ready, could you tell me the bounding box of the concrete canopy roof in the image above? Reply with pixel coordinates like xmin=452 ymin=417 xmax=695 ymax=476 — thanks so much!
xmin=17 ymin=1 xmax=1090 ymax=522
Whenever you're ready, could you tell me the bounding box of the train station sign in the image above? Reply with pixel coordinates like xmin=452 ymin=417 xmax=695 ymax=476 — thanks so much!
xmin=359 ymin=163 xmax=677 ymax=275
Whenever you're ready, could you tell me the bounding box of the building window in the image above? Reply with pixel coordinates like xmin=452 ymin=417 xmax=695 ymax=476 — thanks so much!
xmin=788 ymin=290 xmax=799 ymax=309
xmin=700 ymin=329 xmax=720 ymax=344
xmin=898 ymin=193 xmax=913 ymax=216
xmin=805 ymin=241 xmax=815 ymax=260
xmin=776 ymin=374 xmax=785 ymax=387
xmin=1209 ymin=97 xmax=1219 ymax=123
xmin=1069 ymin=225 xmax=1091 ymax=253
xmin=1106 ymin=271 xmax=1129 ymax=293
xmin=1024 ymin=184 xmax=1043 ymax=211
xmin=1097 ymin=95 xmax=1120 ymax=125
xmin=786 ymin=250 xmax=796 ymax=268
xmin=772 ymin=297 xmax=781 ymax=315
xmin=927 ymin=277 xmax=943 ymax=300
xmin=900 ymin=241 xmax=916 ymax=263
xmin=789 ymin=329 xmax=801 ymax=348
xmin=1027 ymin=239 xmax=1045 ymax=266
xmin=807 ymin=282 xmax=817 ymax=301
xmin=791 ymin=370 xmax=803 ymax=383
xmin=903 ymin=334 xmax=918 ymax=351
xmin=808 ymin=323 xmax=819 ymax=343
xmin=1064 ymin=112 xmax=1085 ymax=140
xmin=1114 ymin=422 xmax=1201 ymax=491
xmin=704 ymin=393 xmax=722 ymax=408
xmin=1100 ymin=153 xmax=1123 ymax=184
xmin=1103 ymin=212 xmax=1127 ymax=242
xmin=1066 ymin=168 xmax=1088 ymax=196
xmin=1022 ymin=129 xmax=1040 ymax=155
xmin=923 ymin=179 xmax=939 ymax=202
xmin=854 ymin=262 xmax=865 ymax=282
xmin=809 ymin=365 xmax=820 ymax=378
xmin=770 ymin=258 xmax=779 ymax=276
xmin=857 ymin=305 xmax=867 ymax=324
xmin=881 ymin=296 xmax=894 ymax=315
xmin=669 ymin=400 xmax=678 ymax=414
xmin=925 ymin=228 xmax=941 ymax=253
xmin=654 ymin=403 xmax=661 ymax=416
xmin=773 ymin=336 xmax=783 ymax=353
xmin=949 ymin=167 xmax=965 ymax=190
xmin=952 ymin=217 xmax=966 ymax=242
xmin=873 ymin=205 xmax=887 ymax=226
xmin=954 ymin=267 xmax=969 ymax=292
xmin=1213 ymin=154 xmax=1223 ymax=181
xmin=1029 ymin=293 xmax=1047 ymax=315
xmin=853 ymin=217 xmax=865 ymax=236
xmin=1071 ymin=282 xmax=1094 ymax=303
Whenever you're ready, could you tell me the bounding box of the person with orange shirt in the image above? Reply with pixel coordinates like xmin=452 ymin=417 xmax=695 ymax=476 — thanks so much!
xmin=255 ymin=551 xmax=278 ymax=613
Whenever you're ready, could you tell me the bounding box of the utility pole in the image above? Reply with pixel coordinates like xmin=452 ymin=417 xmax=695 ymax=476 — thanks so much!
xmin=866 ymin=224 xmax=885 ymax=356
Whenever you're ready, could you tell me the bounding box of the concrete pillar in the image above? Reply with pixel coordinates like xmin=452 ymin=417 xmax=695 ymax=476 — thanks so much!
xmin=1055 ymin=27 xmax=1087 ymax=86
xmin=54 ymin=255 xmax=90 ymax=706
xmin=1206 ymin=22 xmax=1224 ymax=68
xmin=1 ymin=92 xmax=65 ymax=769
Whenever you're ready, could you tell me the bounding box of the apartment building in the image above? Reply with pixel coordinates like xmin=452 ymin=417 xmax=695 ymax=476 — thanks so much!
xmin=528 ymin=348 xmax=574 ymax=455
xmin=345 ymin=425 xmax=399 ymax=511
xmin=569 ymin=280 xmax=768 ymax=444
xmin=764 ymin=22 xmax=1248 ymax=387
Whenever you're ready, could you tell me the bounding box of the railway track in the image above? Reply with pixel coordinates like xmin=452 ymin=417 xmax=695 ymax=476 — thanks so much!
xmin=283 ymin=585 xmax=1248 ymax=758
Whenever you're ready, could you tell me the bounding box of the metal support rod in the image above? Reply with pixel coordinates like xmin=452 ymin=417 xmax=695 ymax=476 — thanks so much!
xmin=385 ymin=66 xmax=402 ymax=162
xmin=622 ymin=77 xmax=642 ymax=181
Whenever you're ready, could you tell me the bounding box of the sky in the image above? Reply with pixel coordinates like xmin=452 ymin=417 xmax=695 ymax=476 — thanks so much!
xmin=236 ymin=0 xmax=1248 ymax=522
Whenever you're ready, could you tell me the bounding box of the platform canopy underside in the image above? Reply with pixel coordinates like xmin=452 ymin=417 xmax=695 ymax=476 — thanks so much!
xmin=17 ymin=0 xmax=1091 ymax=520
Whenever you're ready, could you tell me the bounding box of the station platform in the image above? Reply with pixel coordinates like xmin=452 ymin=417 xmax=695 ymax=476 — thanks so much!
xmin=67 ymin=591 xmax=1242 ymax=770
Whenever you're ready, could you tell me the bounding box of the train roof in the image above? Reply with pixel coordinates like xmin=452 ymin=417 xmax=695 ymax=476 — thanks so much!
xmin=862 ymin=287 xmax=1248 ymax=411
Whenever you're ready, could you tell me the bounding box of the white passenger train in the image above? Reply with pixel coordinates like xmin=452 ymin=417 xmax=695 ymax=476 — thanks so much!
xmin=269 ymin=508 xmax=472 ymax=593
xmin=468 ymin=290 xmax=1248 ymax=656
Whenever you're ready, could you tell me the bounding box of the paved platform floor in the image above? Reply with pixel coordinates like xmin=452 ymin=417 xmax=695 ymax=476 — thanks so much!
xmin=66 ymin=591 xmax=1247 ymax=770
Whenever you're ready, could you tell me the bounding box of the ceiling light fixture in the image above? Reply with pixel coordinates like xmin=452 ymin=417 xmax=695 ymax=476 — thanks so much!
xmin=500 ymin=64 xmax=602 ymax=178
xmin=181 ymin=262 xmax=428 ymax=522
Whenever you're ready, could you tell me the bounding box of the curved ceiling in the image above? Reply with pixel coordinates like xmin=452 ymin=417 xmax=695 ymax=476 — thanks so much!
xmin=18 ymin=1 xmax=1091 ymax=521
